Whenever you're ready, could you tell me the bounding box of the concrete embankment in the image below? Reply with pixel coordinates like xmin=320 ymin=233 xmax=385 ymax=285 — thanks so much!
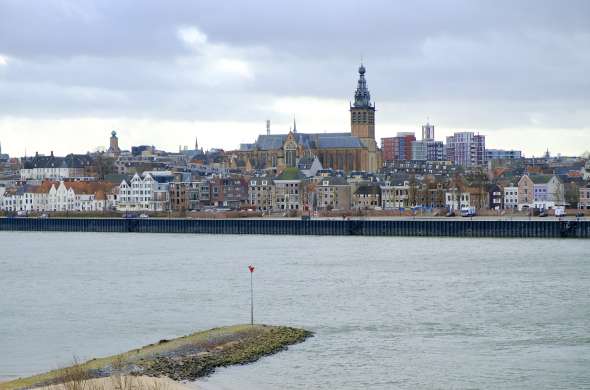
xmin=0 ymin=217 xmax=588 ymax=238
xmin=0 ymin=324 xmax=312 ymax=390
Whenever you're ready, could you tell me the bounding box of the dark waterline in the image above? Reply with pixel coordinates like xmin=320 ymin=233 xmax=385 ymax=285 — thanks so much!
xmin=1 ymin=232 xmax=589 ymax=389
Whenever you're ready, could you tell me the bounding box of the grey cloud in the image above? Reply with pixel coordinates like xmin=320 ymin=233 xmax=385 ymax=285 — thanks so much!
xmin=0 ymin=0 xmax=589 ymax=146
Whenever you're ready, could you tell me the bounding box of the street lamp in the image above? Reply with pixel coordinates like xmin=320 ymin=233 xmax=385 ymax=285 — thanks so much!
xmin=248 ymin=264 xmax=255 ymax=325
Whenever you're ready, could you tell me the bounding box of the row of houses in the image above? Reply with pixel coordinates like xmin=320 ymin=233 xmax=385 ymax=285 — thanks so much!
xmin=0 ymin=181 xmax=116 ymax=212
xmin=250 ymin=172 xmax=577 ymax=212
xmin=2 ymin=169 xmax=589 ymax=214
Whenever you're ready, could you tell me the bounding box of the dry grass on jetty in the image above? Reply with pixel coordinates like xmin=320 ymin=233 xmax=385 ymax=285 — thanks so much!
xmin=0 ymin=324 xmax=312 ymax=390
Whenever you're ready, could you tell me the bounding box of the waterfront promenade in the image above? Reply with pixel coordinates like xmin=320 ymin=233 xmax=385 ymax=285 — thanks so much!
xmin=1 ymin=217 xmax=588 ymax=238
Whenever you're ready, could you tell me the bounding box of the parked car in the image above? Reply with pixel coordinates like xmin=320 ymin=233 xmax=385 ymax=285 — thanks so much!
xmin=39 ymin=213 xmax=49 ymax=219
xmin=445 ymin=211 xmax=456 ymax=217
xmin=139 ymin=213 xmax=149 ymax=219
xmin=539 ymin=211 xmax=548 ymax=217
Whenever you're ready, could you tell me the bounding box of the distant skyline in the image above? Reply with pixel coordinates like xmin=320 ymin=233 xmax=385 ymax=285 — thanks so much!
xmin=1 ymin=0 xmax=589 ymax=157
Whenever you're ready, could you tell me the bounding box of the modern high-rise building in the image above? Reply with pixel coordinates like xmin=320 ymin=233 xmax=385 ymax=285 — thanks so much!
xmin=445 ymin=132 xmax=486 ymax=167
xmin=426 ymin=141 xmax=445 ymax=161
xmin=411 ymin=139 xmax=445 ymax=161
xmin=411 ymin=140 xmax=428 ymax=161
xmin=422 ymin=122 xmax=435 ymax=141
xmin=381 ymin=132 xmax=416 ymax=162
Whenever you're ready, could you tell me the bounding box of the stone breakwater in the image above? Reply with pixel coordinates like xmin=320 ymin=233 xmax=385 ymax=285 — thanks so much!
xmin=0 ymin=217 xmax=589 ymax=238
xmin=141 ymin=326 xmax=312 ymax=381
xmin=0 ymin=325 xmax=313 ymax=390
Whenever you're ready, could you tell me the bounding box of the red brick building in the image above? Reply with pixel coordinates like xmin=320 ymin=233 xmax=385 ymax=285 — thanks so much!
xmin=381 ymin=132 xmax=416 ymax=162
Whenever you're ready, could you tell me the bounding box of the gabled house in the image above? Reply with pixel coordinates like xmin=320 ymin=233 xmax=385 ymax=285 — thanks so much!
xmin=517 ymin=175 xmax=534 ymax=209
xmin=353 ymin=184 xmax=381 ymax=209
xmin=117 ymin=173 xmax=155 ymax=211
xmin=530 ymin=174 xmax=564 ymax=209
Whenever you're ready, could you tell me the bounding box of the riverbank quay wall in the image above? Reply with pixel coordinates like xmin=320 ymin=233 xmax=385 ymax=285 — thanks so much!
xmin=0 ymin=218 xmax=589 ymax=238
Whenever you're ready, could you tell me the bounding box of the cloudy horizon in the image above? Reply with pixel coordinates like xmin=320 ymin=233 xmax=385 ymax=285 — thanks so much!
xmin=1 ymin=0 xmax=589 ymax=157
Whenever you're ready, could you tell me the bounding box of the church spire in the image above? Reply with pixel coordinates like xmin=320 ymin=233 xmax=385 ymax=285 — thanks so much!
xmin=353 ymin=63 xmax=372 ymax=108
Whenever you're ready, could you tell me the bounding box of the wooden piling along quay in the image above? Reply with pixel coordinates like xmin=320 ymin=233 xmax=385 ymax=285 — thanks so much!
xmin=0 ymin=218 xmax=589 ymax=238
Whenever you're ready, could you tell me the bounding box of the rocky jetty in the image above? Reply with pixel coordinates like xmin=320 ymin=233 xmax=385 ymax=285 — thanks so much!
xmin=0 ymin=325 xmax=312 ymax=390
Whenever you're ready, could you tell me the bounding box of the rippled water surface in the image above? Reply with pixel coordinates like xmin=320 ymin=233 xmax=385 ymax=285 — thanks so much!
xmin=1 ymin=232 xmax=589 ymax=389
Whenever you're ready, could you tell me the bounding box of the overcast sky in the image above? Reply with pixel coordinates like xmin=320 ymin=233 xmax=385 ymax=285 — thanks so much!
xmin=0 ymin=0 xmax=589 ymax=157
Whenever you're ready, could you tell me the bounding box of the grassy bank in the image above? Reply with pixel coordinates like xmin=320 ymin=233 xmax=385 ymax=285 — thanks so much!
xmin=0 ymin=324 xmax=312 ymax=390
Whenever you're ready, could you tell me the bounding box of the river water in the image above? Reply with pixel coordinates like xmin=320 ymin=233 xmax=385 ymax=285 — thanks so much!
xmin=0 ymin=232 xmax=589 ymax=389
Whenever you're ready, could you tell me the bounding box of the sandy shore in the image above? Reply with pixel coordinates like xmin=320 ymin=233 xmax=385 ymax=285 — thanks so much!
xmin=37 ymin=376 xmax=201 ymax=390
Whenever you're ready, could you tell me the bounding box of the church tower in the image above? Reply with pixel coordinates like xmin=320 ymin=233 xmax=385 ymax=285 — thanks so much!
xmin=108 ymin=130 xmax=121 ymax=156
xmin=350 ymin=64 xmax=380 ymax=172
xmin=350 ymin=64 xmax=375 ymax=140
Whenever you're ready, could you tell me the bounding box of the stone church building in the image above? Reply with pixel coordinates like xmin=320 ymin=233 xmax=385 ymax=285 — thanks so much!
xmin=231 ymin=64 xmax=382 ymax=173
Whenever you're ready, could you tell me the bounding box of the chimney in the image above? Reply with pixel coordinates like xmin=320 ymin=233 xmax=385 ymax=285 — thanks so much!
xmin=266 ymin=120 xmax=270 ymax=136
xmin=50 ymin=151 xmax=54 ymax=157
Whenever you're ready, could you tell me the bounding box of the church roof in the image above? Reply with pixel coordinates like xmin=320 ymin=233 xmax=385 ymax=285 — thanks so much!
xmin=297 ymin=156 xmax=316 ymax=169
xmin=317 ymin=136 xmax=364 ymax=149
xmin=255 ymin=134 xmax=287 ymax=150
xmin=243 ymin=132 xmax=365 ymax=151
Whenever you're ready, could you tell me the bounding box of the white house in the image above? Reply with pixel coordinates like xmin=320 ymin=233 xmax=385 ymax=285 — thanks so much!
xmin=445 ymin=189 xmax=471 ymax=211
xmin=20 ymin=153 xmax=93 ymax=180
xmin=117 ymin=172 xmax=171 ymax=212
xmin=503 ymin=186 xmax=518 ymax=209
xmin=1 ymin=188 xmax=17 ymax=212
xmin=117 ymin=173 xmax=153 ymax=211
xmin=531 ymin=175 xmax=565 ymax=210
xmin=380 ymin=181 xmax=409 ymax=209
xmin=48 ymin=181 xmax=75 ymax=211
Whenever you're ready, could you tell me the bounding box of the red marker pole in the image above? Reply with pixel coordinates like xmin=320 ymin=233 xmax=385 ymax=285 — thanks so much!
xmin=248 ymin=265 xmax=255 ymax=325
